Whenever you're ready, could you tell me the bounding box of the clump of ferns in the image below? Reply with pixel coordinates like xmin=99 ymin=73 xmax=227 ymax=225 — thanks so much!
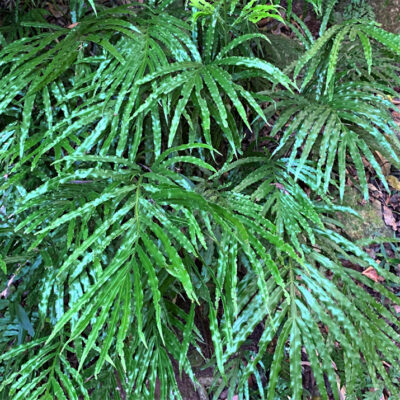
xmin=1 ymin=1 xmax=400 ymax=399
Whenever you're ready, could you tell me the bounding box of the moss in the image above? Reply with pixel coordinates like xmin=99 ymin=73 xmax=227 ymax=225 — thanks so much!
xmin=337 ymin=187 xmax=393 ymax=241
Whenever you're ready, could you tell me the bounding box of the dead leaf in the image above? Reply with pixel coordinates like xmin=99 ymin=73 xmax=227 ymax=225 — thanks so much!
xmin=0 ymin=273 xmax=16 ymax=298
xmin=271 ymin=182 xmax=289 ymax=194
xmin=46 ymin=2 xmax=67 ymax=18
xmin=336 ymin=375 xmax=345 ymax=400
xmin=67 ymin=22 xmax=79 ymax=29
xmin=375 ymin=151 xmax=391 ymax=176
xmin=383 ymin=205 xmax=397 ymax=230
xmin=368 ymin=183 xmax=379 ymax=192
xmin=340 ymin=386 xmax=346 ymax=400
xmin=362 ymin=267 xmax=385 ymax=283
xmin=362 ymin=155 xmax=370 ymax=168
xmin=394 ymin=305 xmax=400 ymax=314
xmin=387 ymin=175 xmax=400 ymax=191
xmin=392 ymin=111 xmax=400 ymax=119
xmin=366 ymin=248 xmax=376 ymax=258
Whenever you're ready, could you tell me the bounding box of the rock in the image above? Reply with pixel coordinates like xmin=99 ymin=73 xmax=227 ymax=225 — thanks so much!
xmin=336 ymin=187 xmax=394 ymax=241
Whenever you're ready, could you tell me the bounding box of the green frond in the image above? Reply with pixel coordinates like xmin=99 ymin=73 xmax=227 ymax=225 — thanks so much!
xmin=266 ymin=82 xmax=399 ymax=198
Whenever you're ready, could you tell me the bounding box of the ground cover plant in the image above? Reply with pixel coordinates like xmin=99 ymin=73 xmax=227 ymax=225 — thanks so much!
xmin=1 ymin=0 xmax=400 ymax=398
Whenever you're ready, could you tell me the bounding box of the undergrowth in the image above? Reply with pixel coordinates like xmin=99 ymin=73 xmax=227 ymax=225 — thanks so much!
xmin=1 ymin=0 xmax=400 ymax=399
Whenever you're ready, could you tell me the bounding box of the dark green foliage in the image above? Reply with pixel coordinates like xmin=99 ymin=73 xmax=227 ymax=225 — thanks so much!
xmin=1 ymin=0 xmax=400 ymax=399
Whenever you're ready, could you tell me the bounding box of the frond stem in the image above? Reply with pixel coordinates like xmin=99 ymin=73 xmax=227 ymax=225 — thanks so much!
xmin=135 ymin=176 xmax=143 ymax=236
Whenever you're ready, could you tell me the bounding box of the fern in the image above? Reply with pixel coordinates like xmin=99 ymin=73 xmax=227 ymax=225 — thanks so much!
xmin=294 ymin=20 xmax=400 ymax=93
xmin=1 ymin=1 xmax=400 ymax=399
xmin=1 ymin=146 xmax=303 ymax=397
xmin=265 ymin=81 xmax=400 ymax=199
xmin=207 ymin=156 xmax=400 ymax=399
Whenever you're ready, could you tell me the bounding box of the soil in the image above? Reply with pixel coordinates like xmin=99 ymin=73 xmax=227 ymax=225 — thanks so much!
xmin=370 ymin=0 xmax=400 ymax=33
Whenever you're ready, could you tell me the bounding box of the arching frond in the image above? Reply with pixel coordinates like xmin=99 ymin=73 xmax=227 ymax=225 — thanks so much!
xmin=265 ymin=82 xmax=400 ymax=199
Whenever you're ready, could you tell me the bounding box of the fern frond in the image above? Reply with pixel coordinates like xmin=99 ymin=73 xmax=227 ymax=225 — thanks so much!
xmin=294 ymin=20 xmax=400 ymax=97
xmin=265 ymin=81 xmax=400 ymax=199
